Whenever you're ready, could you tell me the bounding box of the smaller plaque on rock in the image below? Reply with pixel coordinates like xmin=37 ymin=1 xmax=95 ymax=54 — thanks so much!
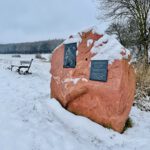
xmin=64 ymin=43 xmax=77 ymax=68
xmin=90 ymin=60 xmax=108 ymax=82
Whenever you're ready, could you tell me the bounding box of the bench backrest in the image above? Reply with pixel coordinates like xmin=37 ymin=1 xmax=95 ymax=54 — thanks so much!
xmin=27 ymin=59 xmax=33 ymax=71
xmin=20 ymin=59 xmax=33 ymax=71
xmin=20 ymin=60 xmax=31 ymax=65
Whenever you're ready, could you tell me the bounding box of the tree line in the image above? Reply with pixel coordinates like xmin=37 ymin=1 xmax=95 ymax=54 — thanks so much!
xmin=0 ymin=39 xmax=64 ymax=54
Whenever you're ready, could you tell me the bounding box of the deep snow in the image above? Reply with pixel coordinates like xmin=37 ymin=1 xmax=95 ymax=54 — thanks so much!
xmin=0 ymin=54 xmax=150 ymax=150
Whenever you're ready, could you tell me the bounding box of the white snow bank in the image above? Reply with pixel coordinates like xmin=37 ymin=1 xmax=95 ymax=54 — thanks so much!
xmin=0 ymin=54 xmax=150 ymax=150
xmin=48 ymin=99 xmax=150 ymax=150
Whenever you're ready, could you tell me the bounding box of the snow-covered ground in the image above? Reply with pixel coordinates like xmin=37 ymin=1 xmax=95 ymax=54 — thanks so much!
xmin=0 ymin=54 xmax=150 ymax=150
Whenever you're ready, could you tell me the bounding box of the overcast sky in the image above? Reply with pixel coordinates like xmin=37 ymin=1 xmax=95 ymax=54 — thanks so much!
xmin=0 ymin=0 xmax=108 ymax=44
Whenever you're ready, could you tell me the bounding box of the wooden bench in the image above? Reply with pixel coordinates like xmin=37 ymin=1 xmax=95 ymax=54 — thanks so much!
xmin=11 ymin=59 xmax=33 ymax=75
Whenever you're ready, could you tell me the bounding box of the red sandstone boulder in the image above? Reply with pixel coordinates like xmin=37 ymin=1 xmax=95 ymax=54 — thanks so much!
xmin=50 ymin=27 xmax=136 ymax=133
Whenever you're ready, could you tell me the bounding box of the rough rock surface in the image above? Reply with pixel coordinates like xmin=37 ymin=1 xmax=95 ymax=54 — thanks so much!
xmin=50 ymin=28 xmax=136 ymax=133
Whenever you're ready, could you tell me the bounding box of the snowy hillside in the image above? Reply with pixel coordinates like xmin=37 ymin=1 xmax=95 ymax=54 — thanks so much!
xmin=0 ymin=54 xmax=150 ymax=150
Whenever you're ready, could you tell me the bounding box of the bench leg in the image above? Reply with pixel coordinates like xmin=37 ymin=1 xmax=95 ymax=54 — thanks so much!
xmin=11 ymin=66 xmax=13 ymax=71
xmin=17 ymin=68 xmax=21 ymax=74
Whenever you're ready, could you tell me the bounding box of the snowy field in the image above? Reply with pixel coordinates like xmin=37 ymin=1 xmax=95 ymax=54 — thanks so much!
xmin=0 ymin=54 xmax=150 ymax=150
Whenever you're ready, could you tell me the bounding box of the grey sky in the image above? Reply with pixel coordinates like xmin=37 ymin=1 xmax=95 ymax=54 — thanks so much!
xmin=0 ymin=0 xmax=108 ymax=44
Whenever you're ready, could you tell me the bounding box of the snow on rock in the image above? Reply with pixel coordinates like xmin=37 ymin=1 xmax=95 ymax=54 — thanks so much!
xmin=80 ymin=26 xmax=104 ymax=36
xmin=87 ymin=39 xmax=94 ymax=47
xmin=91 ymin=34 xmax=130 ymax=64
xmin=64 ymin=26 xmax=130 ymax=64
xmin=63 ymin=78 xmax=81 ymax=85
xmin=76 ymin=50 xmax=79 ymax=56
xmin=81 ymin=78 xmax=88 ymax=82
xmin=64 ymin=34 xmax=82 ymax=46
xmin=63 ymin=78 xmax=88 ymax=84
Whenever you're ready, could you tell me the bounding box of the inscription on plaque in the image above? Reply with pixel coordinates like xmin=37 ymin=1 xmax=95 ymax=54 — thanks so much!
xmin=90 ymin=60 xmax=108 ymax=82
xmin=64 ymin=43 xmax=77 ymax=68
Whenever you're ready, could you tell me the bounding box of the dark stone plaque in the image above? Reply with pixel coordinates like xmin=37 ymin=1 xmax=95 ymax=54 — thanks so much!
xmin=64 ymin=43 xmax=77 ymax=68
xmin=90 ymin=60 xmax=108 ymax=82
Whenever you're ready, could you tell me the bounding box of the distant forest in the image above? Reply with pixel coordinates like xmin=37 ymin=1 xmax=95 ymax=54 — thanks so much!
xmin=0 ymin=39 xmax=64 ymax=54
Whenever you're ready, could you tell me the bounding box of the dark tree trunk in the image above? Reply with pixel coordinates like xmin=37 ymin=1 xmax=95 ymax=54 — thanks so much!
xmin=142 ymin=43 xmax=149 ymax=72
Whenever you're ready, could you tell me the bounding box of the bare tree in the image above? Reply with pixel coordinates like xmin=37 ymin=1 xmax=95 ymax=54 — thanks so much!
xmin=106 ymin=19 xmax=140 ymax=48
xmin=106 ymin=22 xmax=125 ymax=45
xmin=97 ymin=0 xmax=150 ymax=70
